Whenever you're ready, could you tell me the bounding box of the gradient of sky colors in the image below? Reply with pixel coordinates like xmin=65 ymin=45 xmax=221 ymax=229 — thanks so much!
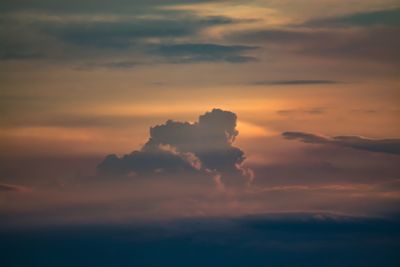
xmin=1 ymin=0 xmax=400 ymax=259
xmin=1 ymin=0 xmax=400 ymax=221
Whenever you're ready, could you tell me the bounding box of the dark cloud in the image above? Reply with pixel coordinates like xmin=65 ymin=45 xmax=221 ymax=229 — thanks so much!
xmin=250 ymin=80 xmax=338 ymax=86
xmin=229 ymin=27 xmax=400 ymax=64
xmin=0 ymin=0 xmax=222 ymax=14
xmin=39 ymin=17 xmax=235 ymax=49
xmin=277 ymin=107 xmax=326 ymax=116
xmin=0 ymin=22 xmax=52 ymax=61
xmin=0 ymin=183 xmax=30 ymax=192
xmin=0 ymin=11 xmax=256 ymax=64
xmin=154 ymin=43 xmax=257 ymax=63
xmin=230 ymin=29 xmax=321 ymax=43
xmin=0 ymin=0 xmax=253 ymax=65
xmin=283 ymin=131 xmax=400 ymax=155
xmin=351 ymin=109 xmax=378 ymax=114
xmin=98 ymin=151 xmax=198 ymax=176
xmin=0 ymin=52 xmax=45 ymax=61
xmin=83 ymin=61 xmax=139 ymax=69
xmin=97 ymin=109 xmax=252 ymax=187
xmin=305 ymin=8 xmax=400 ymax=28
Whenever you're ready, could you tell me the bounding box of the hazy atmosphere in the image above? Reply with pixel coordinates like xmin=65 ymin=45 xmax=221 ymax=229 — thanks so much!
xmin=1 ymin=1 xmax=399 ymax=266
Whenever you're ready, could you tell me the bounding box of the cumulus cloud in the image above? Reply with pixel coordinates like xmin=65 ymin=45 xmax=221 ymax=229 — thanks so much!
xmin=283 ymin=131 xmax=400 ymax=155
xmin=97 ymin=109 xmax=253 ymax=187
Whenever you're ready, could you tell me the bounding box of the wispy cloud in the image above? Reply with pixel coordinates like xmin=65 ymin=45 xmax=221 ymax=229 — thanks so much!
xmin=0 ymin=183 xmax=31 ymax=192
xmin=154 ymin=43 xmax=257 ymax=63
xmin=250 ymin=80 xmax=339 ymax=86
xmin=304 ymin=8 xmax=400 ymax=27
xmin=229 ymin=25 xmax=400 ymax=65
xmin=283 ymin=131 xmax=400 ymax=155
xmin=0 ymin=0 xmax=223 ymax=14
xmin=0 ymin=5 xmax=254 ymax=64
xmin=277 ymin=107 xmax=326 ymax=116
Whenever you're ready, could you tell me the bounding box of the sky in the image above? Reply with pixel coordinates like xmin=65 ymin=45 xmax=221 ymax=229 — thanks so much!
xmin=0 ymin=1 xmax=399 ymax=266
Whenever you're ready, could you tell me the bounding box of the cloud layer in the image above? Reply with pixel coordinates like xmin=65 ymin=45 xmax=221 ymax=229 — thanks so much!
xmin=0 ymin=2 xmax=256 ymax=65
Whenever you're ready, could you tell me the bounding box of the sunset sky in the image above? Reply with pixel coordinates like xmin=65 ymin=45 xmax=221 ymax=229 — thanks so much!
xmin=1 ymin=1 xmax=400 ymax=266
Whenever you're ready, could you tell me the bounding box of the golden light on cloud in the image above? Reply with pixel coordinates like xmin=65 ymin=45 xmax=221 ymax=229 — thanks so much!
xmin=162 ymin=2 xmax=292 ymax=38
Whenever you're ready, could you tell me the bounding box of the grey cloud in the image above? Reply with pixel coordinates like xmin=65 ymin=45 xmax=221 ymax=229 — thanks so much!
xmin=97 ymin=109 xmax=252 ymax=187
xmin=351 ymin=109 xmax=378 ymax=114
xmin=80 ymin=61 xmax=139 ymax=70
xmin=304 ymin=107 xmax=325 ymax=115
xmin=226 ymin=6 xmax=400 ymax=65
xmin=229 ymin=27 xmax=400 ymax=64
xmin=0 ymin=183 xmax=30 ymax=192
xmin=230 ymin=29 xmax=319 ymax=43
xmin=97 ymin=151 xmax=198 ymax=176
xmin=277 ymin=107 xmax=326 ymax=116
xmin=155 ymin=43 xmax=257 ymax=63
xmin=40 ymin=17 xmax=234 ymax=49
xmin=0 ymin=11 xmax=256 ymax=64
xmin=0 ymin=0 xmax=222 ymax=14
xmin=250 ymin=80 xmax=338 ymax=86
xmin=305 ymin=8 xmax=400 ymax=28
xmin=0 ymin=52 xmax=45 ymax=61
xmin=0 ymin=22 xmax=52 ymax=61
xmin=283 ymin=131 xmax=400 ymax=155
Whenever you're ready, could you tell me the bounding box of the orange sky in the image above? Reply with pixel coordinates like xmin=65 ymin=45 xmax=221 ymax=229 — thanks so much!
xmin=0 ymin=0 xmax=399 ymax=224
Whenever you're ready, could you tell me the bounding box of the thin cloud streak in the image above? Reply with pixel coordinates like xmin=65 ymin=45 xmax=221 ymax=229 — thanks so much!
xmin=249 ymin=80 xmax=339 ymax=86
xmin=283 ymin=131 xmax=400 ymax=155
xmin=0 ymin=183 xmax=31 ymax=193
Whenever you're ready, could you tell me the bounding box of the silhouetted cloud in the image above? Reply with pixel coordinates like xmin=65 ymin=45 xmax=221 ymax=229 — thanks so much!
xmin=155 ymin=43 xmax=257 ymax=63
xmin=81 ymin=61 xmax=139 ymax=69
xmin=0 ymin=0 xmax=222 ymax=14
xmin=0 ymin=183 xmax=30 ymax=192
xmin=98 ymin=151 xmax=198 ymax=176
xmin=283 ymin=131 xmax=400 ymax=155
xmin=250 ymin=80 xmax=338 ymax=86
xmin=40 ymin=17 xmax=235 ymax=48
xmin=98 ymin=109 xmax=252 ymax=187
